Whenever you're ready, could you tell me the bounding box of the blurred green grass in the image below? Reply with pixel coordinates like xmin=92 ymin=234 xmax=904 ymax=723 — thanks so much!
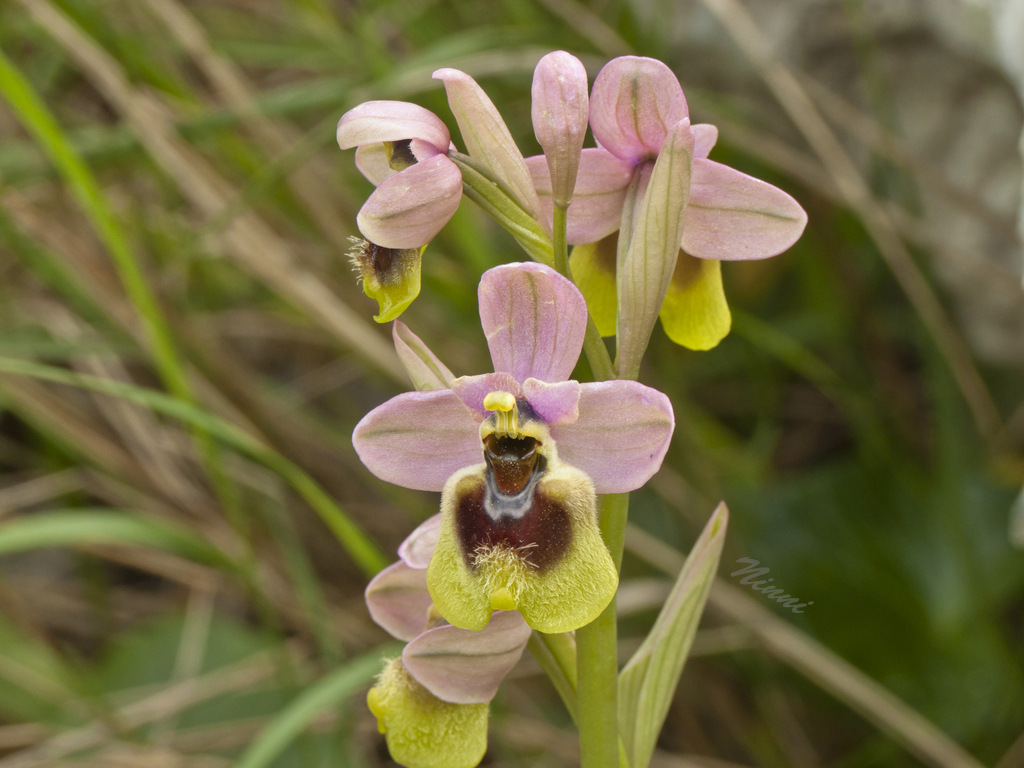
xmin=1 ymin=0 xmax=1022 ymax=766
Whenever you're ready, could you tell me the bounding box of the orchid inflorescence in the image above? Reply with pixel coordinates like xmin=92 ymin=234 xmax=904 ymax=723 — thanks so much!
xmin=338 ymin=51 xmax=806 ymax=768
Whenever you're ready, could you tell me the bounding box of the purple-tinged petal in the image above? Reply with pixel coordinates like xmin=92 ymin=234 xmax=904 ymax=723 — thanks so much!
xmin=522 ymin=378 xmax=581 ymax=425
xmin=478 ymin=262 xmax=587 ymax=383
xmin=357 ymin=155 xmax=462 ymax=249
xmin=617 ymin=119 xmax=694 ymax=379
xmin=531 ymin=51 xmax=589 ymax=207
xmin=529 ymin=149 xmax=635 ymax=244
xmin=692 ymin=123 xmax=718 ymax=159
xmin=393 ymin=321 xmax=455 ymax=391
xmin=353 ymin=389 xmax=480 ymax=492
xmin=434 ymin=68 xmax=540 ymax=218
xmin=354 ymin=141 xmax=444 ymax=186
xmin=402 ymin=611 xmax=531 ymax=705
xmin=398 ymin=513 xmax=442 ymax=569
xmin=451 ymin=372 xmax=521 ymax=420
xmin=551 ymin=380 xmax=674 ymax=493
xmin=589 ymin=56 xmax=688 ymax=163
xmin=365 ymin=561 xmax=432 ymax=641
xmin=683 ymin=159 xmax=808 ymax=260
xmin=354 ymin=144 xmax=396 ymax=186
xmin=337 ymin=100 xmax=449 ymax=151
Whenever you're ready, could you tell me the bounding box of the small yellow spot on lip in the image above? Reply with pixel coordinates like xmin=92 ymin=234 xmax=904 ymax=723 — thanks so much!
xmin=366 ymin=688 xmax=387 ymax=733
xmin=490 ymin=587 xmax=517 ymax=611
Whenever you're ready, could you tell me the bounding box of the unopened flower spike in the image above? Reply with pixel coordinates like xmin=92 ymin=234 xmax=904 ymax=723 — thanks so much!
xmin=526 ymin=56 xmax=808 ymax=354
xmin=364 ymin=516 xmax=531 ymax=768
xmin=353 ymin=262 xmax=675 ymax=633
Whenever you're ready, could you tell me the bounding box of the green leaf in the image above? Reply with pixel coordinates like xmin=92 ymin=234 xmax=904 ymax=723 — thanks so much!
xmin=618 ymin=502 xmax=728 ymax=768
xmin=234 ymin=648 xmax=395 ymax=768
xmin=0 ymin=508 xmax=233 ymax=567
xmin=0 ymin=356 xmax=388 ymax=576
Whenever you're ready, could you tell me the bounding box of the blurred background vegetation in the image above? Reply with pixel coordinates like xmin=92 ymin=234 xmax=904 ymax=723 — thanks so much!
xmin=0 ymin=0 xmax=1022 ymax=766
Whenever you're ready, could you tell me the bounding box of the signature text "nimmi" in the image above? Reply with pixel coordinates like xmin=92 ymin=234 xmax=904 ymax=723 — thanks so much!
xmin=730 ymin=558 xmax=813 ymax=613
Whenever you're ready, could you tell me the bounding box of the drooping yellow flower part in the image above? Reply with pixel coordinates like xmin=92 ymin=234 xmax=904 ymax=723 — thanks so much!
xmin=347 ymin=237 xmax=424 ymax=323
xmin=368 ymin=659 xmax=488 ymax=768
xmin=659 ymin=251 xmax=730 ymax=351
xmin=569 ymin=237 xmax=731 ymax=351
xmin=426 ymin=393 xmax=618 ymax=634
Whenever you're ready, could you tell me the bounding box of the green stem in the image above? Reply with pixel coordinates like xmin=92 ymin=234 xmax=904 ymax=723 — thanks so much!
xmin=527 ymin=631 xmax=578 ymax=722
xmin=449 ymin=151 xmax=554 ymax=266
xmin=551 ymin=191 xmax=630 ymax=766
xmin=576 ymin=596 xmax=619 ymax=768
xmin=576 ymin=472 xmax=632 ymax=768
xmin=551 ymin=204 xmax=615 ymax=382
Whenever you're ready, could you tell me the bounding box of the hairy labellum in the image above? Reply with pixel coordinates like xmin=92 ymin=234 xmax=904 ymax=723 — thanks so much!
xmin=454 ymin=470 xmax=571 ymax=572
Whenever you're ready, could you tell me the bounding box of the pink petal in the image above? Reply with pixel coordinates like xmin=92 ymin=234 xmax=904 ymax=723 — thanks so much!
xmin=522 ymin=378 xmax=581 ymax=425
xmin=692 ymin=123 xmax=718 ymax=159
xmin=356 ymin=155 xmax=463 ymax=249
xmin=402 ymin=610 xmax=532 ymax=704
xmin=398 ymin=513 xmax=442 ymax=568
xmin=683 ymin=159 xmax=808 ymax=260
xmin=393 ymin=321 xmax=455 ymax=391
xmin=478 ymin=263 xmax=587 ymax=383
xmin=550 ymin=380 xmax=674 ymax=494
xmin=352 ymin=389 xmax=480 ymax=492
xmin=355 ymin=141 xmax=445 ymax=187
xmin=337 ymin=100 xmax=449 ymax=151
xmin=354 ymin=144 xmax=396 ymax=185
xmin=365 ymin=561 xmax=432 ymax=641
xmin=589 ymin=56 xmax=688 ymax=163
xmin=434 ymin=68 xmax=540 ymax=218
xmin=450 ymin=372 xmax=522 ymax=420
xmin=529 ymin=149 xmax=635 ymax=245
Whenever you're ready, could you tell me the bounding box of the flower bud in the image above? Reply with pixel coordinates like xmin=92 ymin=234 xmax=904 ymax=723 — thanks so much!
xmin=531 ymin=51 xmax=589 ymax=208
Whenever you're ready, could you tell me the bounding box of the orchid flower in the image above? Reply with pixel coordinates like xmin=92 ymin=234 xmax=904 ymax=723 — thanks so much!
xmin=365 ymin=516 xmax=531 ymax=768
xmin=338 ymin=71 xmax=541 ymax=320
xmin=337 ymin=100 xmax=462 ymax=250
xmin=526 ymin=56 xmax=808 ymax=352
xmin=353 ymin=262 xmax=674 ymax=633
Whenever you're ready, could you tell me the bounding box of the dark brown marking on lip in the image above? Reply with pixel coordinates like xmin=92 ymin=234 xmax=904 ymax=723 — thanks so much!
xmin=454 ymin=475 xmax=571 ymax=572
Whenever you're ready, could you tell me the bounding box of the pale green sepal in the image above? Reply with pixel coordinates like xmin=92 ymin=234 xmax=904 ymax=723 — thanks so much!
xmin=368 ymin=658 xmax=488 ymax=768
xmin=393 ymin=321 xmax=455 ymax=391
xmin=618 ymin=502 xmax=728 ymax=768
xmin=616 ymin=120 xmax=694 ymax=379
xmin=569 ymin=236 xmax=618 ymax=337
xmin=427 ymin=464 xmax=618 ymax=635
xmin=450 ymin=152 xmax=554 ymax=266
xmin=434 ymin=68 xmax=541 ymax=219
xmin=658 ymin=252 xmax=731 ymax=351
